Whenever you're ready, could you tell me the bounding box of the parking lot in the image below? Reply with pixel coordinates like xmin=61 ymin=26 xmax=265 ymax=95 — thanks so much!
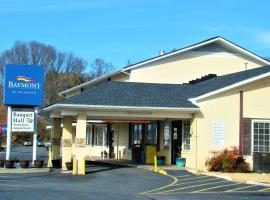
xmin=143 ymin=170 xmax=270 ymax=199
xmin=0 ymin=147 xmax=270 ymax=199
xmin=0 ymin=145 xmax=48 ymax=163
xmin=0 ymin=162 xmax=269 ymax=200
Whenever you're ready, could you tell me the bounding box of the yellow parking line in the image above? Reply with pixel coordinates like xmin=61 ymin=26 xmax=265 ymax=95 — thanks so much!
xmin=140 ymin=174 xmax=178 ymax=194
xmin=225 ymin=185 xmax=257 ymax=192
xmin=257 ymin=187 xmax=270 ymax=192
xmin=159 ymin=180 xmax=228 ymax=193
xmin=174 ymin=177 xmax=219 ymax=186
xmin=192 ymin=183 xmax=240 ymax=193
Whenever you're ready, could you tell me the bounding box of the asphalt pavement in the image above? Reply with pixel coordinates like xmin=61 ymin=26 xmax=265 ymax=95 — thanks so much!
xmin=0 ymin=148 xmax=270 ymax=200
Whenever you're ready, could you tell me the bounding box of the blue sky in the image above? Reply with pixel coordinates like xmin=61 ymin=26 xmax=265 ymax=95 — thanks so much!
xmin=1 ymin=0 xmax=270 ymax=71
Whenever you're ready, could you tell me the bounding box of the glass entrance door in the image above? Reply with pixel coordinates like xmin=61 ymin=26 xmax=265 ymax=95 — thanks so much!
xmin=171 ymin=121 xmax=182 ymax=164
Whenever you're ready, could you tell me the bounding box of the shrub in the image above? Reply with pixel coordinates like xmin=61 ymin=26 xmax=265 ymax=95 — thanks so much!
xmin=205 ymin=146 xmax=250 ymax=173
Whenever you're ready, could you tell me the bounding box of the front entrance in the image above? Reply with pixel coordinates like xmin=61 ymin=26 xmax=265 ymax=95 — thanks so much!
xmin=171 ymin=121 xmax=182 ymax=164
xmin=131 ymin=124 xmax=144 ymax=163
xmin=107 ymin=124 xmax=115 ymax=158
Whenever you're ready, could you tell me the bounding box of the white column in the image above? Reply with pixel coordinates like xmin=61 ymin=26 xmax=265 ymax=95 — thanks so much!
xmin=6 ymin=106 xmax=12 ymax=160
xmin=32 ymin=108 xmax=38 ymax=163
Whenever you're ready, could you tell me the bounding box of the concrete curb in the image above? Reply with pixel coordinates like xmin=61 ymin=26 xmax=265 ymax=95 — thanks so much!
xmin=196 ymin=172 xmax=270 ymax=187
xmin=199 ymin=172 xmax=233 ymax=181
xmin=0 ymin=167 xmax=51 ymax=174
xmin=246 ymin=181 xmax=270 ymax=187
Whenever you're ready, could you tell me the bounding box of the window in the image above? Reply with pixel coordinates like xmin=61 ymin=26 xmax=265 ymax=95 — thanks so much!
xmin=147 ymin=123 xmax=157 ymax=145
xmin=133 ymin=124 xmax=143 ymax=145
xmin=96 ymin=124 xmax=107 ymax=146
xmin=253 ymin=121 xmax=270 ymax=153
xmin=182 ymin=120 xmax=190 ymax=151
xmin=86 ymin=124 xmax=93 ymax=145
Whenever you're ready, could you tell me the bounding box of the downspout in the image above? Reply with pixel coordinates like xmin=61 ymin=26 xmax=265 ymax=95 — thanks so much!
xmin=195 ymin=116 xmax=198 ymax=172
xmin=239 ymin=91 xmax=244 ymax=155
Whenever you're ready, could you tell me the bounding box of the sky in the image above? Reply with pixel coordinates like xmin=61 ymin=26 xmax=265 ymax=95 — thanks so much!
xmin=0 ymin=0 xmax=270 ymax=71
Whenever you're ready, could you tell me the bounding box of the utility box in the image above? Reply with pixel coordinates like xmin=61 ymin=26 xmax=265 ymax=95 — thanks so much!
xmin=145 ymin=145 xmax=156 ymax=164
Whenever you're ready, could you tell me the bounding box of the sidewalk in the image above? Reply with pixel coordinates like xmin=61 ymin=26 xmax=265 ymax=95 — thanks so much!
xmin=202 ymin=172 xmax=270 ymax=186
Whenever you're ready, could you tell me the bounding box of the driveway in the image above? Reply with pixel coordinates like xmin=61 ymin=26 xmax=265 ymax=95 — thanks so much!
xmin=0 ymin=164 xmax=171 ymax=200
xmin=0 ymin=164 xmax=270 ymax=200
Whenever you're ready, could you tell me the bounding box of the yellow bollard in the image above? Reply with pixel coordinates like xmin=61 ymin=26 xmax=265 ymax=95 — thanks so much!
xmin=153 ymin=155 xmax=168 ymax=175
xmin=81 ymin=157 xmax=85 ymax=175
xmin=47 ymin=147 xmax=51 ymax=168
xmin=72 ymin=156 xmax=77 ymax=175
xmin=154 ymin=155 xmax=158 ymax=172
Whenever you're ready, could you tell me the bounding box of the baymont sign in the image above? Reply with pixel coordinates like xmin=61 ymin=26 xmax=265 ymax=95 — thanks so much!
xmin=4 ymin=64 xmax=44 ymax=106
xmin=8 ymin=77 xmax=41 ymax=89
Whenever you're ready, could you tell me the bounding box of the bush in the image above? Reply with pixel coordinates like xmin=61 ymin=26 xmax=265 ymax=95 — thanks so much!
xmin=205 ymin=146 xmax=250 ymax=173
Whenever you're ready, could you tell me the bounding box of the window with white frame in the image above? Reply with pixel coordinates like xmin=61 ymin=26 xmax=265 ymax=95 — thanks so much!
xmin=86 ymin=124 xmax=93 ymax=145
xmin=96 ymin=124 xmax=107 ymax=146
xmin=147 ymin=123 xmax=157 ymax=145
xmin=183 ymin=120 xmax=191 ymax=151
xmin=253 ymin=121 xmax=270 ymax=153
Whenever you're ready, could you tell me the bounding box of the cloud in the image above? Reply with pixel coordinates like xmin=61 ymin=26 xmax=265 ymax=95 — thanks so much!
xmin=256 ymin=31 xmax=270 ymax=45
xmin=242 ymin=28 xmax=270 ymax=50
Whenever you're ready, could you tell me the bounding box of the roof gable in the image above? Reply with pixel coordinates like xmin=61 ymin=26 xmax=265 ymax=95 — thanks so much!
xmin=60 ymin=36 xmax=270 ymax=96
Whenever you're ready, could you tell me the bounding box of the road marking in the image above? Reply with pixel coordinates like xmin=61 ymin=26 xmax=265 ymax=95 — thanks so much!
xmin=159 ymin=180 xmax=228 ymax=193
xmin=0 ymin=183 xmax=33 ymax=188
xmin=176 ymin=174 xmax=192 ymax=178
xmin=148 ymin=190 xmax=270 ymax=194
xmin=175 ymin=175 xmax=209 ymax=181
xmin=192 ymin=182 xmax=240 ymax=193
xmin=140 ymin=174 xmax=178 ymax=194
xmin=225 ymin=185 xmax=257 ymax=192
xmin=257 ymin=187 xmax=270 ymax=192
xmin=174 ymin=177 xmax=219 ymax=186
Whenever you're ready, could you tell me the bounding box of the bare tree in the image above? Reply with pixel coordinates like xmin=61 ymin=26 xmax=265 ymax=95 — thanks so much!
xmin=0 ymin=41 xmax=89 ymax=105
xmin=90 ymin=58 xmax=114 ymax=79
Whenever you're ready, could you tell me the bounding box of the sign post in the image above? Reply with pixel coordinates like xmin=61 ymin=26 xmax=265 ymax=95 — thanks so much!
xmin=3 ymin=64 xmax=44 ymax=162
xmin=6 ymin=106 xmax=12 ymax=160
xmin=32 ymin=108 xmax=38 ymax=162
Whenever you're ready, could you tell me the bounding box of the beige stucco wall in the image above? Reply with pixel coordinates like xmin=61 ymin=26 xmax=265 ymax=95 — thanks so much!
xmin=129 ymin=52 xmax=262 ymax=84
xmin=243 ymin=78 xmax=270 ymax=118
xmin=193 ymin=91 xmax=240 ymax=171
xmin=189 ymin=77 xmax=270 ymax=171
xmin=242 ymin=78 xmax=270 ymax=168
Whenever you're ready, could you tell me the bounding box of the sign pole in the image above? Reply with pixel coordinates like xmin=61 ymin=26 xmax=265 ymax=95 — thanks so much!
xmin=6 ymin=106 xmax=12 ymax=160
xmin=32 ymin=107 xmax=38 ymax=163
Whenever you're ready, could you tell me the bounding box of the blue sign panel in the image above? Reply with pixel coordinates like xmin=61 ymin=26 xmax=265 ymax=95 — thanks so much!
xmin=3 ymin=64 xmax=44 ymax=106
xmin=0 ymin=125 xmax=7 ymax=134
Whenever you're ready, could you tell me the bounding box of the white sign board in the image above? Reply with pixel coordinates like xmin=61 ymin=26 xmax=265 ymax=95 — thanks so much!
xmin=12 ymin=111 xmax=34 ymax=132
xmin=163 ymin=121 xmax=171 ymax=148
xmin=213 ymin=122 xmax=225 ymax=145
